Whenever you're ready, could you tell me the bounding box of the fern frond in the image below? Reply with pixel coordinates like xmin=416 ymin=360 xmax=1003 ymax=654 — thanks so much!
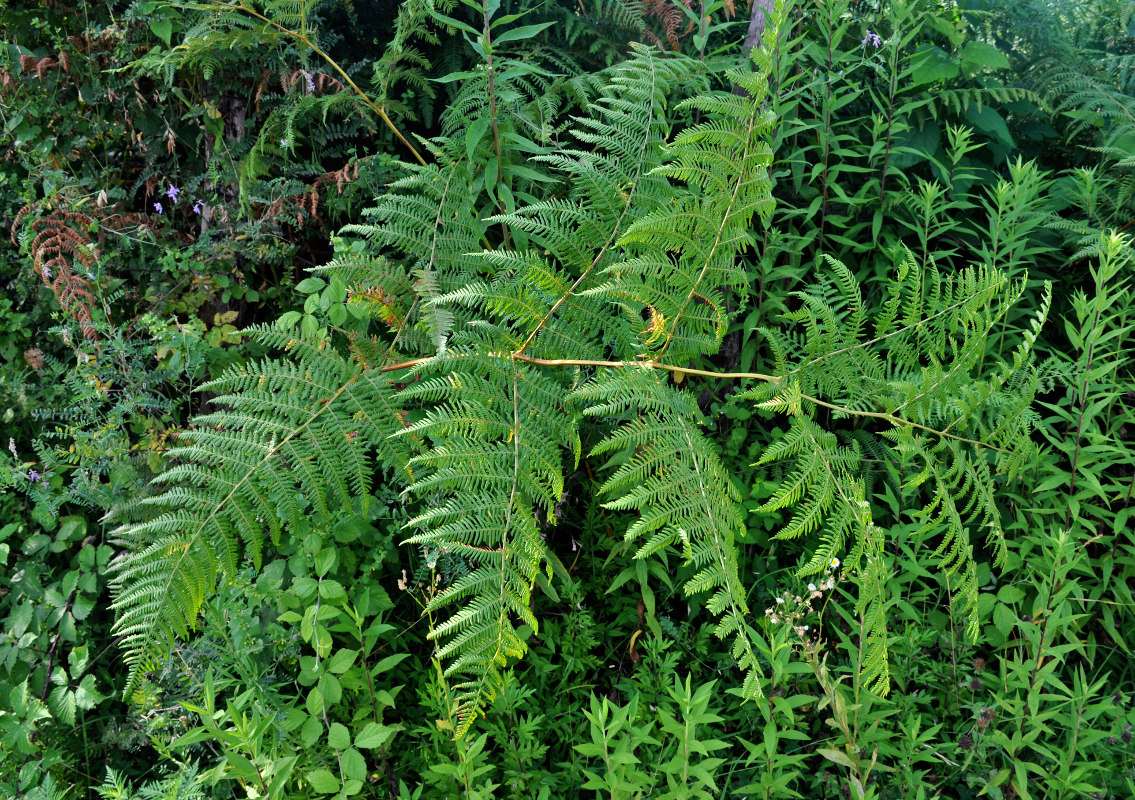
xmin=335 ymin=150 xmax=483 ymax=353
xmin=742 ymin=252 xmax=1047 ymax=694
xmin=110 ymin=0 xmax=1052 ymax=727
xmin=576 ymin=370 xmax=763 ymax=700
xmin=110 ymin=319 xmax=418 ymax=694
xmin=852 ymin=521 xmax=891 ymax=696
xmin=398 ymin=346 xmax=580 ymax=737
xmin=493 ymin=44 xmax=702 ymax=358
xmin=600 ymin=48 xmax=777 ymax=363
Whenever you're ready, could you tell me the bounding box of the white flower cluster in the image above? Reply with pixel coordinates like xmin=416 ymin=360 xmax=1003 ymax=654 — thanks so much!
xmin=764 ymin=562 xmax=840 ymax=639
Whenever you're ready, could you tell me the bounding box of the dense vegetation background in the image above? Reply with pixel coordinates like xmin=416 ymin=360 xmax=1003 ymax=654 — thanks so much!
xmin=2 ymin=0 xmax=1134 ymax=798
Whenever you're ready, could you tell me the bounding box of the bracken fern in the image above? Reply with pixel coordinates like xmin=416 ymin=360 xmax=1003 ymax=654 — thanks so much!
xmin=111 ymin=3 xmax=1049 ymax=732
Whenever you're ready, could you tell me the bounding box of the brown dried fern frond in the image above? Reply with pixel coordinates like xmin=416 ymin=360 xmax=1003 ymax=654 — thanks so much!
xmin=11 ymin=195 xmax=162 ymax=341
xmin=255 ymin=69 xmax=274 ymax=112
xmin=25 ymin=213 xmax=99 ymax=338
xmin=265 ymin=160 xmax=359 ymax=227
xmin=255 ymin=69 xmax=346 ymax=111
xmin=16 ymin=205 xmax=100 ymax=340
xmin=19 ymin=55 xmax=62 ymax=80
xmin=66 ymin=30 xmax=118 ymax=56
xmin=283 ymin=68 xmax=347 ymax=96
xmin=318 ymin=160 xmax=359 ymax=194
xmin=644 ymin=0 xmax=695 ymax=50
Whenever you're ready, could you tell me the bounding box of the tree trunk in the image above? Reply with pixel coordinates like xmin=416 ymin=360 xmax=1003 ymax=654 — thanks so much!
xmin=742 ymin=0 xmax=775 ymax=54
xmin=733 ymin=0 xmax=775 ymax=96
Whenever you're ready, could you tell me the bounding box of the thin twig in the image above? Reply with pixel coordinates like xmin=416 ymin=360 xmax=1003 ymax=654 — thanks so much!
xmin=204 ymin=0 xmax=426 ymax=165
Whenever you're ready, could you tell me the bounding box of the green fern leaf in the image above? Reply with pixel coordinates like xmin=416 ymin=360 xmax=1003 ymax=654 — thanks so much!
xmin=577 ymin=369 xmax=763 ymax=700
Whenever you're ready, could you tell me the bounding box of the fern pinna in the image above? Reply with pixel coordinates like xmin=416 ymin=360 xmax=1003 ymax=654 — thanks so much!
xmin=747 ymin=253 xmax=1048 ymax=692
xmin=109 ymin=326 xmax=418 ymax=691
xmin=112 ymin=6 xmax=1047 ymax=736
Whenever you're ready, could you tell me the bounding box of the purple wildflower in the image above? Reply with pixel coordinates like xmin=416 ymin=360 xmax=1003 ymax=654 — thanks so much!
xmin=154 ymin=202 xmax=163 ymax=214
xmin=303 ymin=70 xmax=316 ymax=93
xmin=28 ymin=469 xmax=41 ymax=482
xmin=280 ymin=138 xmax=291 ymax=148
xmin=166 ymin=184 xmax=181 ymax=203
xmin=8 ymin=438 xmax=16 ymax=458
xmin=43 ymin=266 xmax=53 ymax=280
xmin=193 ymin=199 xmax=205 ymax=214
xmin=861 ymin=30 xmax=883 ymax=48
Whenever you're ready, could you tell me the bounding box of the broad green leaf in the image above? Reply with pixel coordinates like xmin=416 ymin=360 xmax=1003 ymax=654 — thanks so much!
xmin=426 ymin=9 xmax=478 ymax=36
xmin=327 ymin=648 xmax=358 ymax=674
xmin=319 ymin=579 xmax=347 ymax=602
xmin=328 ymin=722 xmax=351 ymax=750
xmin=960 ymin=40 xmax=1010 ymax=76
xmin=356 ymin=721 xmax=398 ymax=749
xmin=492 ymin=22 xmax=555 ymax=46
xmin=150 ymin=18 xmax=173 ymax=45
xmin=908 ymin=48 xmax=958 ymax=85
xmin=296 ymin=277 xmax=326 ymax=294
xmin=306 ymin=769 xmax=340 ymax=794
xmin=341 ymin=747 xmax=367 ymax=783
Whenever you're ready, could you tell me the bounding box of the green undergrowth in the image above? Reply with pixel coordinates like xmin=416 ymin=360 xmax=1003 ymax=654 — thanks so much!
xmin=2 ymin=0 xmax=1134 ymax=798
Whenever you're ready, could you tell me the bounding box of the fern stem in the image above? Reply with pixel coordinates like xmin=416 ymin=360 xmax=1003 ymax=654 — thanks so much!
xmin=382 ymin=354 xmax=778 ymax=380
xmin=381 ymin=354 xmax=1006 ymax=451
xmin=204 ymin=1 xmax=426 ymax=166
xmin=787 ymin=276 xmax=1008 ymax=379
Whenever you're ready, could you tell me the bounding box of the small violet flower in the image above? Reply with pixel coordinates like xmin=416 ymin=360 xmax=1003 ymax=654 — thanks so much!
xmin=192 ymin=199 xmax=205 ymax=214
xmin=43 ymin=266 xmax=52 ymax=280
xmin=28 ymin=469 xmax=42 ymax=483
xmin=861 ymin=30 xmax=883 ymax=48
xmin=166 ymin=184 xmax=181 ymax=203
xmin=280 ymin=138 xmax=291 ymax=148
xmin=8 ymin=438 xmax=16 ymax=458
xmin=154 ymin=202 xmax=163 ymax=214
xmin=303 ymin=70 xmax=316 ymax=93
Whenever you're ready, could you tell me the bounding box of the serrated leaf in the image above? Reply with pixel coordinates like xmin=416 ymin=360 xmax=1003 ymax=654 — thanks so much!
xmin=306 ymin=769 xmax=339 ymax=794
xmin=328 ymin=722 xmax=351 ymax=749
xmin=356 ymin=721 xmax=398 ymax=749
